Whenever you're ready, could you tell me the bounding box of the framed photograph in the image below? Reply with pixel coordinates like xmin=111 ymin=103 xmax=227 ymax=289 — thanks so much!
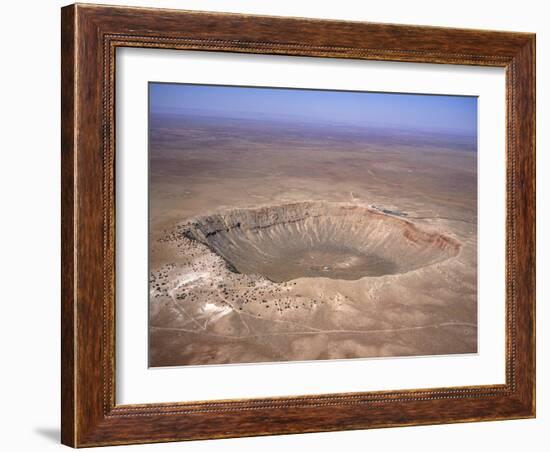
xmin=61 ymin=3 xmax=535 ymax=447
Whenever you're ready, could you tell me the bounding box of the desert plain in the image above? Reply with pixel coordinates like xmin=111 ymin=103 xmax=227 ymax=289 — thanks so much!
xmin=148 ymin=109 xmax=477 ymax=367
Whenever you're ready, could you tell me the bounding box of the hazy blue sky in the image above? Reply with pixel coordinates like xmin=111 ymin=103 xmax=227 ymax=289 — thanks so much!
xmin=150 ymin=82 xmax=477 ymax=136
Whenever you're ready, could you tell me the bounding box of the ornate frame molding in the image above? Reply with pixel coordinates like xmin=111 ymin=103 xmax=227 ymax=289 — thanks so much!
xmin=62 ymin=4 xmax=535 ymax=447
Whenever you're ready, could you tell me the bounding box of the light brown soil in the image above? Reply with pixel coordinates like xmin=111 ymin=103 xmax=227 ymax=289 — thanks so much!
xmin=149 ymin=114 xmax=477 ymax=367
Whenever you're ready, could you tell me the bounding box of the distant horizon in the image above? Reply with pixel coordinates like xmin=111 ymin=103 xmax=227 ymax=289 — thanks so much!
xmin=149 ymin=82 xmax=478 ymax=137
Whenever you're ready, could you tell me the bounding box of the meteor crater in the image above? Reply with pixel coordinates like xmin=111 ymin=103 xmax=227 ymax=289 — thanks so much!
xmin=181 ymin=202 xmax=460 ymax=283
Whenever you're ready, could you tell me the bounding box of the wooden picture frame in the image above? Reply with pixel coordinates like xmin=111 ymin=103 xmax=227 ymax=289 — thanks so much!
xmin=61 ymin=3 xmax=535 ymax=447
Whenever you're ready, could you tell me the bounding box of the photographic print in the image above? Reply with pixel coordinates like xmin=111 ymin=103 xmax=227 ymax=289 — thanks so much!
xmin=148 ymin=83 xmax=478 ymax=367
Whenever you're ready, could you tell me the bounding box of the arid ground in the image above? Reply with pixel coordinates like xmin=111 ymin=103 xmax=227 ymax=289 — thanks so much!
xmin=149 ymin=110 xmax=477 ymax=367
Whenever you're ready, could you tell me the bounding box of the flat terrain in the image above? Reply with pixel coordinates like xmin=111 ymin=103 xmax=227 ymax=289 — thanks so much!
xmin=148 ymin=112 xmax=477 ymax=367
